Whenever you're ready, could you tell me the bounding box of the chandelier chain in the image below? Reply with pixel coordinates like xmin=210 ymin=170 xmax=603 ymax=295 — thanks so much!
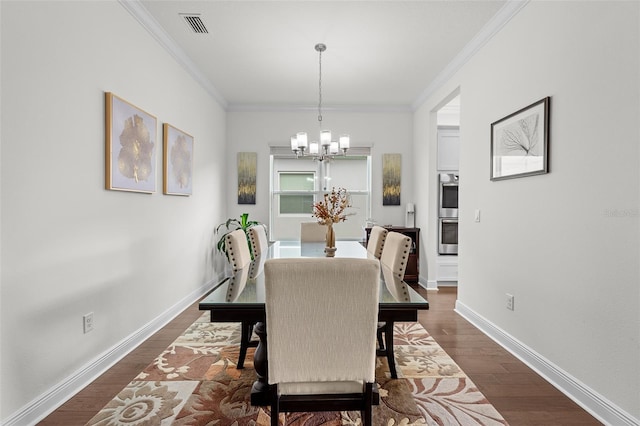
xmin=318 ymin=46 xmax=323 ymax=123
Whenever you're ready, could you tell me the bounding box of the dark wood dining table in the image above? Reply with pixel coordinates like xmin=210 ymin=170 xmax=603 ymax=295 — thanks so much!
xmin=199 ymin=240 xmax=429 ymax=405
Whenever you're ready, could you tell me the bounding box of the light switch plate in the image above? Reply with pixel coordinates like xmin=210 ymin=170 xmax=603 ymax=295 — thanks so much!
xmin=83 ymin=312 xmax=94 ymax=333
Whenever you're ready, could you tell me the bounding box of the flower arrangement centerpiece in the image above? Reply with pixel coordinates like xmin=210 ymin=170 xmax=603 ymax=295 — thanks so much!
xmin=312 ymin=187 xmax=352 ymax=256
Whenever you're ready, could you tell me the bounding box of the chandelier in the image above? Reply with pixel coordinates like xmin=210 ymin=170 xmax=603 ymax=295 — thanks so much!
xmin=290 ymin=43 xmax=349 ymax=162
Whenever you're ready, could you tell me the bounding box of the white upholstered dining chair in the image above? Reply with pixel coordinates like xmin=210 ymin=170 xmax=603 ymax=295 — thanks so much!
xmin=225 ymin=229 xmax=252 ymax=271
xmin=377 ymin=231 xmax=412 ymax=378
xmin=366 ymin=225 xmax=388 ymax=259
xmin=248 ymin=224 xmax=269 ymax=257
xmin=264 ymin=257 xmax=381 ymax=426
xmin=300 ymin=221 xmax=327 ymax=242
xmin=380 ymin=231 xmax=412 ymax=279
xmin=225 ymin=229 xmax=257 ymax=368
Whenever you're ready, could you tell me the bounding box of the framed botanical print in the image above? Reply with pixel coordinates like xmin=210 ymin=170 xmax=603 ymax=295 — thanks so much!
xmin=163 ymin=123 xmax=194 ymax=196
xmin=105 ymin=92 xmax=157 ymax=193
xmin=491 ymin=97 xmax=550 ymax=181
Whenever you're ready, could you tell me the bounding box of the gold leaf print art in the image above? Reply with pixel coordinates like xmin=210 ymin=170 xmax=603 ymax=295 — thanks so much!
xmin=170 ymin=135 xmax=192 ymax=188
xmin=118 ymin=114 xmax=154 ymax=183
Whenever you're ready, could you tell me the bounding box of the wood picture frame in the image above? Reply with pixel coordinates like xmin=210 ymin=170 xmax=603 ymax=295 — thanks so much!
xmin=491 ymin=97 xmax=550 ymax=181
xmin=163 ymin=123 xmax=194 ymax=196
xmin=105 ymin=92 xmax=157 ymax=193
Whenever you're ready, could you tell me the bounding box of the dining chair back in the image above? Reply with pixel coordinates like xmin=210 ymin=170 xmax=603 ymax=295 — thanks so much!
xmin=377 ymin=231 xmax=412 ymax=379
xmin=300 ymin=221 xmax=327 ymax=242
xmin=248 ymin=252 xmax=267 ymax=280
xmin=265 ymin=257 xmax=380 ymax=426
xmin=248 ymin=224 xmax=269 ymax=257
xmin=224 ymin=228 xmax=255 ymax=369
xmin=366 ymin=225 xmax=388 ymax=259
xmin=225 ymin=229 xmax=252 ymax=270
xmin=380 ymin=231 xmax=412 ymax=278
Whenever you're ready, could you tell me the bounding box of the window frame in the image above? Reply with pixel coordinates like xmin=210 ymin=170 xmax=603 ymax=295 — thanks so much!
xmin=275 ymin=171 xmax=317 ymax=217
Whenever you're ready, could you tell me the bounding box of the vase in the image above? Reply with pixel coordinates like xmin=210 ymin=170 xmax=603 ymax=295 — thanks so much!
xmin=324 ymin=223 xmax=336 ymax=257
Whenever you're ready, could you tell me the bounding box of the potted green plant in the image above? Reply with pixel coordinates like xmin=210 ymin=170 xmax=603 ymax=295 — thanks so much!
xmin=215 ymin=213 xmax=261 ymax=259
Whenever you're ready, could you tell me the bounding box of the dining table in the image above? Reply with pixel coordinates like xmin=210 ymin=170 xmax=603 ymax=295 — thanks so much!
xmin=199 ymin=240 xmax=429 ymax=406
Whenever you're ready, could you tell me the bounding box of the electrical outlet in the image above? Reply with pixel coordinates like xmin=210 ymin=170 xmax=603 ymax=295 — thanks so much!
xmin=474 ymin=209 xmax=481 ymax=222
xmin=506 ymin=294 xmax=514 ymax=311
xmin=83 ymin=312 xmax=94 ymax=333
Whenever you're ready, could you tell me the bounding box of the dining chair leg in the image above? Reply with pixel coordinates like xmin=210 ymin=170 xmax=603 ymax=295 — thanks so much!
xmin=384 ymin=321 xmax=397 ymax=379
xmin=376 ymin=324 xmax=385 ymax=351
xmin=270 ymin=384 xmax=280 ymax=426
xmin=363 ymin=382 xmax=373 ymax=426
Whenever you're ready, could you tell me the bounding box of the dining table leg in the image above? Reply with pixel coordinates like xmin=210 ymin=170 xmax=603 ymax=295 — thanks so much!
xmin=250 ymin=321 xmax=270 ymax=405
xmin=384 ymin=321 xmax=398 ymax=379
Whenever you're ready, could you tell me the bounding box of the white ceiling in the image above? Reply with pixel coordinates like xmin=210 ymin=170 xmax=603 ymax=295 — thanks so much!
xmin=136 ymin=0 xmax=509 ymax=110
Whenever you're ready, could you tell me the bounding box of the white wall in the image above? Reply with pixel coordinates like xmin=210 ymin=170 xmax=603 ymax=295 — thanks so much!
xmin=414 ymin=1 xmax=639 ymax=422
xmin=0 ymin=1 xmax=227 ymax=421
xmin=226 ymin=110 xmax=414 ymax=236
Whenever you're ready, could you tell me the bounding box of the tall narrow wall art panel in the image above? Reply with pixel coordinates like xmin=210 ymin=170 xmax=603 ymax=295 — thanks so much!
xmin=105 ymin=92 xmax=157 ymax=193
xmin=163 ymin=123 xmax=194 ymax=196
xmin=382 ymin=153 xmax=401 ymax=206
xmin=238 ymin=152 xmax=257 ymax=204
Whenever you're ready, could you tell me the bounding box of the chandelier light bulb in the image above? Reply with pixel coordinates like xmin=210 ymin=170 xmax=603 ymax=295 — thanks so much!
xmin=330 ymin=141 xmax=339 ymax=155
xmin=290 ymin=135 xmax=298 ymax=150
xmin=320 ymin=130 xmax=332 ymax=147
xmin=309 ymin=142 xmax=319 ymax=155
xmin=296 ymin=132 xmax=308 ymax=149
xmin=339 ymin=135 xmax=350 ymax=150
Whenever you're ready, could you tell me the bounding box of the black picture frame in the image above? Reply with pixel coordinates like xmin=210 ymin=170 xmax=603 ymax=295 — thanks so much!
xmin=490 ymin=97 xmax=550 ymax=181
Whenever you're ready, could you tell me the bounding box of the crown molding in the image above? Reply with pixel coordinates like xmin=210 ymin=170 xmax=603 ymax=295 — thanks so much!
xmin=411 ymin=0 xmax=530 ymax=111
xmin=227 ymin=103 xmax=413 ymax=114
xmin=118 ymin=0 xmax=228 ymax=109
xmin=119 ymin=0 xmax=527 ymax=114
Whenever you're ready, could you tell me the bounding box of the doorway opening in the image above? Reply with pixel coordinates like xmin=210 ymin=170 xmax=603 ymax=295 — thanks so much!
xmin=435 ymin=93 xmax=460 ymax=285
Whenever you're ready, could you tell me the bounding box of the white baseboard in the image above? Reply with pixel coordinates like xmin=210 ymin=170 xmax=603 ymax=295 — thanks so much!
xmin=423 ymin=279 xmax=439 ymax=290
xmin=3 ymin=278 xmax=220 ymax=426
xmin=455 ymin=300 xmax=639 ymax=426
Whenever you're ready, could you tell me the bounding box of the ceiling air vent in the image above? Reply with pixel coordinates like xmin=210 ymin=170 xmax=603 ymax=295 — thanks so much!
xmin=180 ymin=14 xmax=208 ymax=34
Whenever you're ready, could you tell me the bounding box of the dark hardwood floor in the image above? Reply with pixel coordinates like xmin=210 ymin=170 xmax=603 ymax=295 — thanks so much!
xmin=39 ymin=287 xmax=601 ymax=425
xmin=416 ymin=287 xmax=601 ymax=426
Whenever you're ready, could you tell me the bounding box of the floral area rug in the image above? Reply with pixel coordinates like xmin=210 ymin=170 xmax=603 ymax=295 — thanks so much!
xmin=86 ymin=314 xmax=508 ymax=425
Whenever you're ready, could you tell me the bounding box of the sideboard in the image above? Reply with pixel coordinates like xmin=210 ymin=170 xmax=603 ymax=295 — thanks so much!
xmin=365 ymin=226 xmax=420 ymax=283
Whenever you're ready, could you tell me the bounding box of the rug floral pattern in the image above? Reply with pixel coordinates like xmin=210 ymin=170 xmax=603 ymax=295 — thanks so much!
xmin=86 ymin=314 xmax=508 ymax=425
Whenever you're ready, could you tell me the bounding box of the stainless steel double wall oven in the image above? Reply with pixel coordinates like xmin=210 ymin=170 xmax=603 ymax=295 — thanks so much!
xmin=438 ymin=173 xmax=458 ymax=255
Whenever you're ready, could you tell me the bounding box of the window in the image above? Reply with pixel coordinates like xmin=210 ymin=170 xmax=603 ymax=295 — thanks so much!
xmin=270 ymin=148 xmax=371 ymax=241
xmin=279 ymin=172 xmax=315 ymax=215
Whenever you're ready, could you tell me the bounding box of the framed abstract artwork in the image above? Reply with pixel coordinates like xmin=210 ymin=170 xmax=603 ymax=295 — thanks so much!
xmin=105 ymin=92 xmax=157 ymax=193
xmin=382 ymin=153 xmax=401 ymax=206
xmin=237 ymin=152 xmax=257 ymax=204
xmin=491 ymin=97 xmax=550 ymax=181
xmin=163 ymin=123 xmax=194 ymax=196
